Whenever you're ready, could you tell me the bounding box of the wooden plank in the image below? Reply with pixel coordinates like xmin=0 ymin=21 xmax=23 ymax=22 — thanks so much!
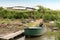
xmin=0 ymin=30 xmax=24 ymax=40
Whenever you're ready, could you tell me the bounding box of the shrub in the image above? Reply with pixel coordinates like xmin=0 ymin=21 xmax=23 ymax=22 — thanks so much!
xmin=43 ymin=13 xmax=57 ymax=22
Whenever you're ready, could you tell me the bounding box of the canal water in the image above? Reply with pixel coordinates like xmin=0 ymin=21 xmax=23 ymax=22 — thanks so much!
xmin=15 ymin=31 xmax=58 ymax=40
xmin=16 ymin=36 xmax=56 ymax=40
xmin=15 ymin=33 xmax=57 ymax=40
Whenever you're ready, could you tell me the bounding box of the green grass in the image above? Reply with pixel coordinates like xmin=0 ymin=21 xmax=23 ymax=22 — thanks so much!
xmin=57 ymin=31 xmax=60 ymax=40
xmin=0 ymin=19 xmax=10 ymax=24
xmin=27 ymin=22 xmax=34 ymax=27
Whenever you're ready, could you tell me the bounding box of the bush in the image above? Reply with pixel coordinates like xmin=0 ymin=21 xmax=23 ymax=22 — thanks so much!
xmin=55 ymin=21 xmax=60 ymax=29
xmin=43 ymin=13 xmax=57 ymax=22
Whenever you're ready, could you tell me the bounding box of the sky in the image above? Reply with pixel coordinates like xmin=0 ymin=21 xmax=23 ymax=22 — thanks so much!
xmin=0 ymin=0 xmax=60 ymax=10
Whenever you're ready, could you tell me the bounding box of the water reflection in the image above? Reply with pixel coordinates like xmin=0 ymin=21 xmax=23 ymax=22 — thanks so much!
xmin=25 ymin=36 xmax=55 ymax=40
xmin=15 ymin=35 xmax=56 ymax=40
xmin=25 ymin=36 xmax=42 ymax=40
xmin=14 ymin=32 xmax=56 ymax=40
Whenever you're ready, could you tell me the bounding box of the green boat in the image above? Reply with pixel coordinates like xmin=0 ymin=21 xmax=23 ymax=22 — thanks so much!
xmin=24 ymin=27 xmax=45 ymax=36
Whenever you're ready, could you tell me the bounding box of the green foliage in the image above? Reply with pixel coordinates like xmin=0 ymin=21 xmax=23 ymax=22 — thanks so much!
xmin=55 ymin=21 xmax=60 ymax=29
xmin=43 ymin=13 xmax=57 ymax=22
xmin=33 ymin=12 xmax=42 ymax=19
xmin=58 ymin=37 xmax=60 ymax=40
xmin=57 ymin=32 xmax=60 ymax=40
xmin=0 ymin=7 xmax=4 ymax=11
xmin=0 ymin=6 xmax=59 ymax=21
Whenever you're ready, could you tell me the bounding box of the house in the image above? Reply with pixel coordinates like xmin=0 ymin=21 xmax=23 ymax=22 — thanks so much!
xmin=6 ymin=6 xmax=36 ymax=11
xmin=12 ymin=6 xmax=26 ymax=10
xmin=26 ymin=7 xmax=36 ymax=11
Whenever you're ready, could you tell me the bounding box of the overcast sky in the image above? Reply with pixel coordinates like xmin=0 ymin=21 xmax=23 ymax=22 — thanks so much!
xmin=0 ymin=0 xmax=60 ymax=10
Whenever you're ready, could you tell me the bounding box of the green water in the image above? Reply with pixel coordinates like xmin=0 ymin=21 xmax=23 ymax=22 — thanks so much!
xmin=16 ymin=36 xmax=56 ymax=40
xmin=16 ymin=31 xmax=58 ymax=40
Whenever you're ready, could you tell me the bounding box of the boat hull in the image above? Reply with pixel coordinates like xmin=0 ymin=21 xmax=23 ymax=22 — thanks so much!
xmin=24 ymin=27 xmax=45 ymax=36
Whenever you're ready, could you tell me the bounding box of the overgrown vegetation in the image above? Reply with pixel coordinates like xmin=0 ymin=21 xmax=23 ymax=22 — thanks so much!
xmin=0 ymin=6 xmax=59 ymax=21
xmin=55 ymin=21 xmax=60 ymax=29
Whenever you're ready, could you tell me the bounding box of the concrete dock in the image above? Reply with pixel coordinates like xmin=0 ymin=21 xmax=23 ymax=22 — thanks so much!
xmin=0 ymin=30 xmax=24 ymax=40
